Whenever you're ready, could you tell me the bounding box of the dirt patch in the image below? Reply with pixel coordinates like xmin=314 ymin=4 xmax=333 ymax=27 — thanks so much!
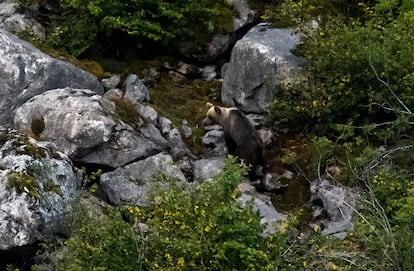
xmin=266 ymin=133 xmax=314 ymax=229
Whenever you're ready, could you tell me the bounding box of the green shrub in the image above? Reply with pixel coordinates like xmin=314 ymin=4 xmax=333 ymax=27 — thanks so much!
xmin=54 ymin=203 xmax=141 ymax=271
xmin=52 ymin=156 xmax=289 ymax=270
xmin=267 ymin=1 xmax=414 ymax=142
xmin=125 ymin=155 xmax=280 ymax=271
xmin=46 ymin=0 xmax=233 ymax=56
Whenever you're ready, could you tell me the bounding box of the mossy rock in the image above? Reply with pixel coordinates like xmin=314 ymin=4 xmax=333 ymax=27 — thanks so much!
xmin=111 ymin=98 xmax=146 ymax=130
xmin=37 ymin=47 xmax=105 ymax=79
xmin=78 ymin=60 xmax=105 ymax=79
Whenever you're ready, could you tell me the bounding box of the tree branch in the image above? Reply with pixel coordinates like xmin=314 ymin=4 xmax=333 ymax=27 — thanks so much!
xmin=369 ymin=62 xmax=412 ymax=115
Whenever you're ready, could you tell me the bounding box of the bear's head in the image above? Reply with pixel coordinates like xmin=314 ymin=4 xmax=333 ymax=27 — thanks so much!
xmin=202 ymin=102 xmax=230 ymax=127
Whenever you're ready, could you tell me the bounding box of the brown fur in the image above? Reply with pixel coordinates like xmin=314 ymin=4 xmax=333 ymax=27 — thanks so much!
xmin=203 ymin=103 xmax=265 ymax=182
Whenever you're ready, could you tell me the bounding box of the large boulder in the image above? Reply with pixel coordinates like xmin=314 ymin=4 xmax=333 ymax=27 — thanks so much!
xmin=0 ymin=128 xmax=82 ymax=250
xmin=0 ymin=29 xmax=103 ymax=127
xmin=13 ymin=88 xmax=168 ymax=168
xmin=100 ymin=153 xmax=187 ymax=206
xmin=222 ymin=25 xmax=306 ymax=113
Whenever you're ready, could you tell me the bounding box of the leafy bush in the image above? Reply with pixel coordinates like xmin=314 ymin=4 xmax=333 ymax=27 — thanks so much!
xmin=52 ymin=156 xmax=287 ymax=270
xmin=46 ymin=0 xmax=233 ymax=56
xmin=129 ymin=155 xmax=279 ymax=271
xmin=267 ymin=0 xmax=414 ymax=142
xmin=54 ymin=204 xmax=140 ymax=271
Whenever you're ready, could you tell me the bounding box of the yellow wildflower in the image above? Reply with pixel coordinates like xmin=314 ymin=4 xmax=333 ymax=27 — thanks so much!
xmin=313 ymin=224 xmax=321 ymax=232
xmin=204 ymin=225 xmax=211 ymax=232
xmin=165 ymin=253 xmax=172 ymax=261
xmin=239 ymin=160 xmax=247 ymax=168
xmin=177 ymin=257 xmax=185 ymax=266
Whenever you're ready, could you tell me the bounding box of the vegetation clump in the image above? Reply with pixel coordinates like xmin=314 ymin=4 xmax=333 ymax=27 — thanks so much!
xmin=27 ymin=0 xmax=234 ymax=57
xmin=263 ymin=1 xmax=414 ymax=269
xmin=6 ymin=171 xmax=40 ymax=199
xmin=51 ymin=156 xmax=286 ymax=271
xmin=267 ymin=0 xmax=414 ymax=142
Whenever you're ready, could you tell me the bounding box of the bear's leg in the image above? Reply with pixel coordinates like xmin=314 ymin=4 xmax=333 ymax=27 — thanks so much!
xmin=225 ymin=138 xmax=237 ymax=155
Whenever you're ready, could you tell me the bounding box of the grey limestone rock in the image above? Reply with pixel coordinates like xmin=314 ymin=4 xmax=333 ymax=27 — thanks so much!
xmin=13 ymin=88 xmax=168 ymax=168
xmin=310 ymin=179 xmax=357 ymax=239
xmin=100 ymin=153 xmax=187 ymax=206
xmin=0 ymin=128 xmax=82 ymax=250
xmin=0 ymin=29 xmax=103 ymax=127
xmin=222 ymin=26 xmax=305 ymax=113
xmin=124 ymin=74 xmax=150 ymax=103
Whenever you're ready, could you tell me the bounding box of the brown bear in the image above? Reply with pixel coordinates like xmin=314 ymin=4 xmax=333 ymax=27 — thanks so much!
xmin=202 ymin=102 xmax=265 ymax=185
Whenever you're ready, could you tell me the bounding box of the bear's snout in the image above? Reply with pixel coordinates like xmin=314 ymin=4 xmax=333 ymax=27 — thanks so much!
xmin=202 ymin=117 xmax=213 ymax=126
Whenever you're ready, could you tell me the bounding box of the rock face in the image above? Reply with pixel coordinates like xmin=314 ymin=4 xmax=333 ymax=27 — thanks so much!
xmin=13 ymin=88 xmax=168 ymax=168
xmin=310 ymin=179 xmax=356 ymax=239
xmin=238 ymin=182 xmax=286 ymax=236
xmin=0 ymin=1 xmax=45 ymax=39
xmin=0 ymin=128 xmax=82 ymax=250
xmin=222 ymin=25 xmax=305 ymax=113
xmin=100 ymin=153 xmax=186 ymax=206
xmin=192 ymin=158 xmax=225 ymax=182
xmin=0 ymin=29 xmax=103 ymax=127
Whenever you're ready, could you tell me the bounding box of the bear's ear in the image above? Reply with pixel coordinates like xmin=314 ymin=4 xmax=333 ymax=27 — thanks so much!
xmin=205 ymin=102 xmax=214 ymax=109
xmin=214 ymin=106 xmax=221 ymax=114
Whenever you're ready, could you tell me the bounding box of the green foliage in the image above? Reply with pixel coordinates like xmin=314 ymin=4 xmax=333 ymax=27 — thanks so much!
xmin=6 ymin=171 xmax=39 ymax=199
xmin=52 ymin=156 xmax=288 ymax=270
xmin=280 ymin=148 xmax=298 ymax=165
xmin=131 ymin=155 xmax=277 ymax=270
xmin=267 ymin=0 xmax=414 ymax=142
xmin=342 ymin=142 xmax=414 ymax=270
xmin=265 ymin=0 xmax=414 ymax=270
xmin=54 ymin=205 xmax=140 ymax=271
xmin=308 ymin=136 xmax=335 ymax=171
xmin=81 ymin=167 xmax=102 ymax=193
xmin=49 ymin=0 xmax=233 ymax=56
xmin=259 ymin=0 xmax=367 ymax=27
xmin=369 ymin=145 xmax=414 ymax=270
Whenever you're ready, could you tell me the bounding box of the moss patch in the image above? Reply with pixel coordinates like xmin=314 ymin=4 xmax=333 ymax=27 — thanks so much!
xmin=18 ymin=138 xmax=49 ymax=159
xmin=149 ymin=75 xmax=222 ymax=155
xmin=78 ymin=60 xmax=105 ymax=79
xmin=43 ymin=179 xmax=63 ymax=196
xmin=31 ymin=117 xmax=45 ymax=136
xmin=111 ymin=98 xmax=146 ymax=131
xmin=6 ymin=171 xmax=40 ymax=199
